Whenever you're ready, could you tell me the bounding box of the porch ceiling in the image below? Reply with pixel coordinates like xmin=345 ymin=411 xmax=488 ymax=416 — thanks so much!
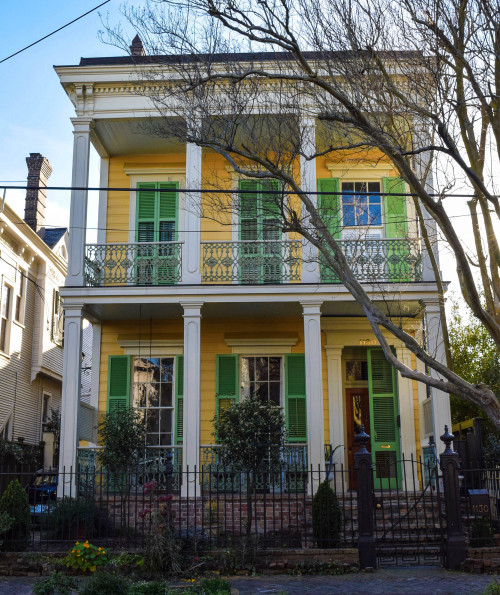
xmin=82 ymin=298 xmax=423 ymax=321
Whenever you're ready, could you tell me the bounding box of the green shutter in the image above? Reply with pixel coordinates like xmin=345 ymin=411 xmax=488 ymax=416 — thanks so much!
xmin=318 ymin=178 xmax=340 ymax=283
xmin=383 ymin=177 xmax=410 ymax=282
xmin=285 ymin=354 xmax=307 ymax=443
xmin=318 ymin=178 xmax=341 ymax=239
xmin=216 ymin=355 xmax=238 ymax=423
xmin=367 ymin=348 xmax=401 ymax=489
xmin=383 ymin=177 xmax=407 ymax=238
xmin=107 ymin=355 xmax=131 ymax=415
xmin=175 ymin=355 xmax=184 ymax=444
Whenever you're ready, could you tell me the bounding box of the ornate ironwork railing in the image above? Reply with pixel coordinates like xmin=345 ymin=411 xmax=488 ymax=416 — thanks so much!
xmin=84 ymin=242 xmax=183 ymax=286
xmin=201 ymin=240 xmax=301 ymax=284
xmin=77 ymin=446 xmax=183 ymax=493
xmin=199 ymin=444 xmax=308 ymax=493
xmin=321 ymin=238 xmax=422 ymax=283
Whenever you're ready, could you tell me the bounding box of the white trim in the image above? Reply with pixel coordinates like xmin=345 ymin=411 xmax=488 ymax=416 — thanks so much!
xmin=118 ymin=338 xmax=184 ymax=356
xmin=225 ymin=336 xmax=298 ymax=347
xmin=124 ymin=165 xmax=186 ymax=176
xmin=230 ymin=345 xmax=293 ymax=355
xmin=325 ymin=162 xmax=393 ymax=179
xmin=0 ymin=280 xmax=14 ymax=356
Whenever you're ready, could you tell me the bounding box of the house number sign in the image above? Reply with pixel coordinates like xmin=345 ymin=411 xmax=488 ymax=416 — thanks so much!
xmin=468 ymin=489 xmax=490 ymax=516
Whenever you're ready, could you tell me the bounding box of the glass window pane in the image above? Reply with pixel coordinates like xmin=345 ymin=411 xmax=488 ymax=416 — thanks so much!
xmin=369 ymin=203 xmax=382 ymax=225
xmin=132 ymin=383 xmax=148 ymax=408
xmin=343 ymin=204 xmax=355 ymax=226
xmin=160 ymin=358 xmax=174 ymax=382
xmin=160 ymin=410 xmax=173 ymax=435
xmin=255 ymin=357 xmax=268 ymax=381
xmin=160 ymin=433 xmax=173 ymax=446
xmin=147 ymin=409 xmax=159 ymax=434
xmin=255 ymin=382 xmax=268 ymax=401
xmin=342 ymin=182 xmax=354 ymax=192
xmin=240 ymin=357 xmax=250 ymax=383
xmin=357 ymin=195 xmax=369 ymax=225
xmin=269 ymin=357 xmax=281 ymax=381
xmin=368 ymin=182 xmax=380 ymax=194
xmin=146 ymin=433 xmax=159 ymax=446
xmin=160 ymin=383 xmax=173 ymax=408
xmin=147 ymin=383 xmax=160 ymax=408
xmin=269 ymin=382 xmax=280 ymax=405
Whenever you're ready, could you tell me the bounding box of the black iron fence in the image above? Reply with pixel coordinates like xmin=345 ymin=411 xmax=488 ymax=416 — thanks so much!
xmin=0 ymin=426 xmax=497 ymax=570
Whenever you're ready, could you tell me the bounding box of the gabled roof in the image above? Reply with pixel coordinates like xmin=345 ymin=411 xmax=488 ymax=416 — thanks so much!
xmin=40 ymin=227 xmax=67 ymax=249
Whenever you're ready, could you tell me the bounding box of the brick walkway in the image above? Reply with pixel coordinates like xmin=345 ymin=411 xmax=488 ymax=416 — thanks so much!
xmin=0 ymin=568 xmax=496 ymax=594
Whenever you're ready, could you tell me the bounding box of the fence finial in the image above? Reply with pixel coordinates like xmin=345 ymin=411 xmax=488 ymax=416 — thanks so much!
xmin=440 ymin=425 xmax=454 ymax=454
xmin=355 ymin=424 xmax=371 ymax=454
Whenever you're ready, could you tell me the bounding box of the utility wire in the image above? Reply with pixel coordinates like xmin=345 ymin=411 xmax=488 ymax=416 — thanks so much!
xmin=0 ymin=0 xmax=111 ymax=65
xmin=0 ymin=185 xmax=494 ymax=199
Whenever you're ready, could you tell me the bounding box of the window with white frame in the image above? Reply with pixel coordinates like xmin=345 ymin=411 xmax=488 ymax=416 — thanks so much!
xmin=132 ymin=357 xmax=175 ymax=446
xmin=341 ymin=182 xmax=383 ymax=236
xmin=239 ymin=356 xmax=283 ymax=405
xmin=15 ymin=269 xmax=26 ymax=324
xmin=0 ymin=284 xmax=13 ymax=353
xmin=52 ymin=290 xmax=63 ymax=345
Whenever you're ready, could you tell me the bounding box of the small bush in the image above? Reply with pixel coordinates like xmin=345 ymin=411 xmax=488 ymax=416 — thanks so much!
xmin=128 ymin=581 xmax=169 ymax=595
xmin=78 ymin=570 xmax=130 ymax=595
xmin=483 ymin=581 xmax=500 ymax=595
xmin=33 ymin=571 xmax=76 ymax=595
xmin=0 ymin=479 xmax=31 ymax=551
xmin=42 ymin=498 xmax=112 ymax=540
xmin=312 ymin=480 xmax=342 ymax=548
xmin=470 ymin=517 xmax=495 ymax=547
xmin=199 ymin=578 xmax=231 ymax=594
xmin=63 ymin=540 xmax=109 ymax=573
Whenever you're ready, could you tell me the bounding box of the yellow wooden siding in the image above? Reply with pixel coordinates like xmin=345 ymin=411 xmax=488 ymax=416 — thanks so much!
xmin=99 ymin=316 xmax=329 ymax=445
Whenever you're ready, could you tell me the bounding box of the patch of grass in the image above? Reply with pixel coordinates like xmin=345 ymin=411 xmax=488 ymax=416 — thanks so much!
xmin=33 ymin=571 xmax=77 ymax=595
xmin=78 ymin=570 xmax=130 ymax=595
xmin=482 ymin=581 xmax=500 ymax=595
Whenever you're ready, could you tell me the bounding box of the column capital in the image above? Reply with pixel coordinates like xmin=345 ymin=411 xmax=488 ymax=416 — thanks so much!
xmin=300 ymin=300 xmax=323 ymax=316
xmin=181 ymin=301 xmax=204 ymax=317
xmin=324 ymin=345 xmax=344 ymax=357
xmin=420 ymin=298 xmax=442 ymax=313
xmin=61 ymin=304 xmax=84 ymax=318
xmin=70 ymin=117 xmax=94 ymax=133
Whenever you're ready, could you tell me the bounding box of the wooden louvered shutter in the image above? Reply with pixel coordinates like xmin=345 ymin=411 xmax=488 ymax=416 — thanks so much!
xmin=285 ymin=354 xmax=307 ymax=443
xmin=367 ymin=348 xmax=401 ymax=489
xmin=239 ymin=180 xmax=259 ymax=241
xmin=216 ymin=355 xmax=238 ymax=425
xmin=136 ymin=183 xmax=156 ymax=242
xmin=318 ymin=178 xmax=340 ymax=282
xmin=158 ymin=182 xmax=178 ymax=242
xmin=175 ymin=355 xmax=184 ymax=444
xmin=383 ymin=177 xmax=409 ymax=282
xmin=107 ymin=356 xmax=131 ymax=415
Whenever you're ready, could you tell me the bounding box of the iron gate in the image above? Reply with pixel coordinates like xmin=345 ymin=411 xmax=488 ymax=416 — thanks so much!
xmin=374 ymin=456 xmax=446 ymax=566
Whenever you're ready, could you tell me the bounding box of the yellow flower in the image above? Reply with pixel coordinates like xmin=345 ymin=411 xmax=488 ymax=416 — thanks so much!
xmin=98 ymin=547 xmax=102 ymax=551
xmin=90 ymin=566 xmax=96 ymax=572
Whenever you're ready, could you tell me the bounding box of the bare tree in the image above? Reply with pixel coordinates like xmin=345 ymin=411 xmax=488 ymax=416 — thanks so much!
xmin=101 ymin=0 xmax=500 ymax=427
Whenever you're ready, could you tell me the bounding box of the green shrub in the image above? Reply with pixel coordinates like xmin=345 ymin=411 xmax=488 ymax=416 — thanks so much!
xmin=312 ymin=480 xmax=342 ymax=548
xmin=0 ymin=479 xmax=31 ymax=551
xmin=63 ymin=540 xmax=109 ymax=573
xmin=470 ymin=517 xmax=495 ymax=547
xmin=199 ymin=578 xmax=231 ymax=594
xmin=78 ymin=570 xmax=130 ymax=595
xmin=42 ymin=498 xmax=111 ymax=540
xmin=128 ymin=581 xmax=169 ymax=595
xmin=483 ymin=581 xmax=500 ymax=595
xmin=33 ymin=571 xmax=76 ymax=595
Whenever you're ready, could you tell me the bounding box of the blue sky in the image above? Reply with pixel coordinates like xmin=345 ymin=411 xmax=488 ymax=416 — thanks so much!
xmin=0 ymin=0 xmax=136 ymax=239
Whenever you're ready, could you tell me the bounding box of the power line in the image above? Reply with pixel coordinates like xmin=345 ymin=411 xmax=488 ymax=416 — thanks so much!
xmin=0 ymin=184 xmax=494 ymax=199
xmin=0 ymin=0 xmax=111 ymax=65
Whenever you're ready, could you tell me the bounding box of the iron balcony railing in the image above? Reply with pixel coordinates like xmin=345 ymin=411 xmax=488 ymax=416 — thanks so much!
xmin=77 ymin=446 xmax=183 ymax=493
xmin=84 ymin=242 xmax=183 ymax=286
xmin=201 ymin=240 xmax=302 ymax=284
xmin=320 ymin=238 xmax=422 ymax=283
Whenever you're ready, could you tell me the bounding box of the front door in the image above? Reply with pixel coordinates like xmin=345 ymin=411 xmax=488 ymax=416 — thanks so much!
xmin=345 ymin=387 xmax=370 ymax=490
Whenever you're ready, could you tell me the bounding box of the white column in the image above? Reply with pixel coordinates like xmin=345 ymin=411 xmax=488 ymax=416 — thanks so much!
xmin=300 ymin=117 xmax=320 ymax=284
xmin=183 ymin=142 xmax=202 ymax=284
xmin=97 ymin=157 xmax=109 ymax=244
xmin=181 ymin=301 xmax=203 ymax=497
xmin=66 ymin=118 xmax=92 ymax=286
xmin=58 ymin=304 xmax=84 ymax=497
xmin=325 ymin=346 xmax=345 ymax=492
xmin=423 ymin=299 xmax=452 ymax=440
xmin=301 ymin=300 xmax=325 ymax=477
xmin=396 ymin=346 xmax=418 ymax=490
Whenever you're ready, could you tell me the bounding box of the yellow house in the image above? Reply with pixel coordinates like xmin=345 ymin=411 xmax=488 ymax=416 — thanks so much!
xmin=54 ymin=49 xmax=451 ymax=495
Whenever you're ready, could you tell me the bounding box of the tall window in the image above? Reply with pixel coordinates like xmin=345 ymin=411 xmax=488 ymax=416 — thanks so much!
xmin=342 ymin=182 xmax=382 ymax=228
xmin=240 ymin=356 xmax=282 ymax=405
xmin=52 ymin=290 xmax=63 ymax=344
xmin=0 ymin=284 xmax=12 ymax=353
xmin=42 ymin=394 xmax=51 ymax=423
xmin=15 ymin=270 xmax=26 ymax=324
xmin=132 ymin=357 xmax=174 ymax=446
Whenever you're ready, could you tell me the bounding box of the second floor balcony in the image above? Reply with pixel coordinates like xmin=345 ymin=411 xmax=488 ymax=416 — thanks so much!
xmin=84 ymin=237 xmax=423 ymax=287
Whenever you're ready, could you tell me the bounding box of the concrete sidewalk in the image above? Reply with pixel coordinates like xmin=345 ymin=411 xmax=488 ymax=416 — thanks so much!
xmin=0 ymin=567 xmax=496 ymax=594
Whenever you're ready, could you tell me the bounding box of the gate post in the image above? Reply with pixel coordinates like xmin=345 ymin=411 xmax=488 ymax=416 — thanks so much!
xmin=355 ymin=425 xmax=376 ymax=569
xmin=440 ymin=425 xmax=467 ymax=570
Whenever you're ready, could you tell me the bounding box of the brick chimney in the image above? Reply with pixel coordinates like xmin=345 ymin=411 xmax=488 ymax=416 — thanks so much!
xmin=130 ymin=34 xmax=146 ymax=56
xmin=24 ymin=153 xmax=52 ymax=233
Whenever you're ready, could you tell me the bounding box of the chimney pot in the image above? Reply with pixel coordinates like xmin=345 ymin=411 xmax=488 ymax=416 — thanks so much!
xmin=130 ymin=34 xmax=146 ymax=57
